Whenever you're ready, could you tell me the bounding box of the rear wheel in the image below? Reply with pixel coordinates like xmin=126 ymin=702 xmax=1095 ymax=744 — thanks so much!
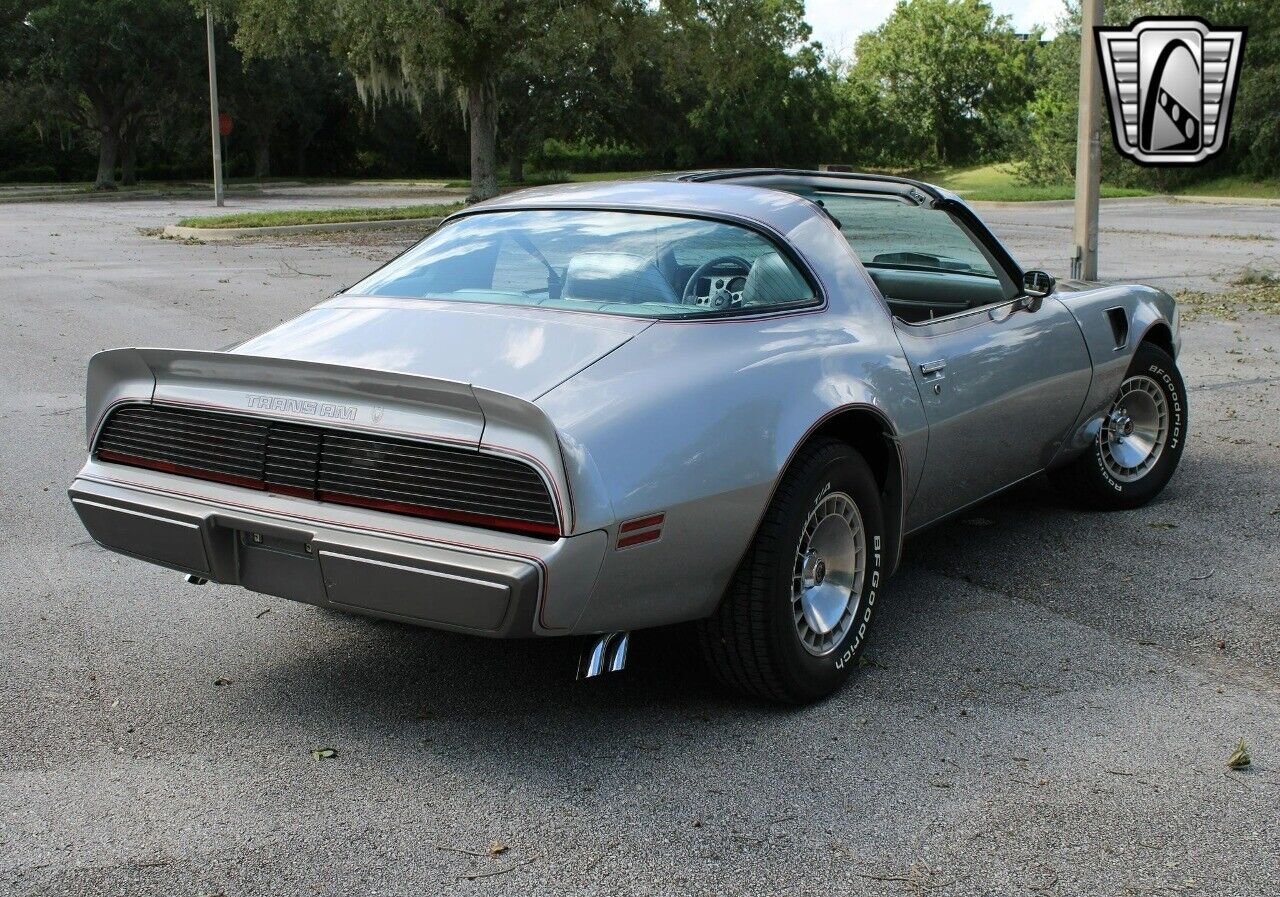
xmin=1051 ymin=342 xmax=1187 ymax=509
xmin=698 ymin=439 xmax=885 ymax=704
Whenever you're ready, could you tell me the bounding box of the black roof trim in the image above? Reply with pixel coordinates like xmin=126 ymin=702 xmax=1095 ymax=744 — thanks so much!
xmin=666 ymin=168 xmax=947 ymax=202
xmin=666 ymin=168 xmax=1025 ymax=283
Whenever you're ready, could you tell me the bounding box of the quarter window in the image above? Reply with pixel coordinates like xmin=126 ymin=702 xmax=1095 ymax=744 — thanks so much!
xmin=792 ymin=190 xmax=1015 ymax=322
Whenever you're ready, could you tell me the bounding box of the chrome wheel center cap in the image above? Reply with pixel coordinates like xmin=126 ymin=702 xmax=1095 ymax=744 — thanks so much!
xmin=1109 ymin=408 xmax=1135 ymax=442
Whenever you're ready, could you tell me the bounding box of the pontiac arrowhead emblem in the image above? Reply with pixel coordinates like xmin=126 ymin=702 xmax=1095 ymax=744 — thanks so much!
xmin=1095 ymin=17 xmax=1246 ymax=166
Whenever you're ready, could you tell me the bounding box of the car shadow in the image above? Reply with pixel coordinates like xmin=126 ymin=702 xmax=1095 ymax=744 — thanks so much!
xmin=271 ymin=484 xmax=1034 ymax=722
xmin=217 ymin=468 xmax=1216 ymax=798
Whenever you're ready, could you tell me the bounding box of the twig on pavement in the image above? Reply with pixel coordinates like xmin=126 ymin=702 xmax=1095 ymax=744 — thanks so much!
xmin=458 ymin=855 xmax=540 ymax=881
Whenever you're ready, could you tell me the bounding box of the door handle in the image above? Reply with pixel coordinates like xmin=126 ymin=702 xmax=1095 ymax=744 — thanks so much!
xmin=919 ymin=360 xmax=947 ymax=377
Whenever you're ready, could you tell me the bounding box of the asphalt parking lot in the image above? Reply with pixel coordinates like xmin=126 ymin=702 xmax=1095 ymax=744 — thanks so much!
xmin=1 ymin=190 xmax=1278 ymax=896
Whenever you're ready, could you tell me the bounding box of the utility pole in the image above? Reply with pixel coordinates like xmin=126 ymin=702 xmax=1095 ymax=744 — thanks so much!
xmin=1072 ymin=0 xmax=1103 ymax=280
xmin=205 ymin=5 xmax=225 ymax=207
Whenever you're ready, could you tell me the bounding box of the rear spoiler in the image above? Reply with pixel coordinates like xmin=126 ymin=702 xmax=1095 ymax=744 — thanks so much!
xmin=85 ymin=348 xmax=575 ymax=533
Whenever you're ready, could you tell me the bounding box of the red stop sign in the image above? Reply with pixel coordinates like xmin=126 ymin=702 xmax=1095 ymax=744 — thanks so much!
xmin=218 ymin=113 xmax=233 ymax=136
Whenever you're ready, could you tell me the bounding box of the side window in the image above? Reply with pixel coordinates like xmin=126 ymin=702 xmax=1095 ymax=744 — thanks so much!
xmin=809 ymin=192 xmax=1014 ymax=323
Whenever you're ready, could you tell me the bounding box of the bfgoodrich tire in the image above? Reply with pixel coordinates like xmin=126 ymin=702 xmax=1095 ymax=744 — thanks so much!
xmin=698 ymin=439 xmax=886 ymax=704
xmin=1051 ymin=342 xmax=1187 ymax=510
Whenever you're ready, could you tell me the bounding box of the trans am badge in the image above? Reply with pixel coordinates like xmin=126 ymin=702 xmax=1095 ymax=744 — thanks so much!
xmin=1095 ymin=17 xmax=1246 ymax=166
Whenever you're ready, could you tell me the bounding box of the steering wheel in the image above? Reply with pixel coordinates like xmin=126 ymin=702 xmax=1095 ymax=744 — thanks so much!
xmin=681 ymin=255 xmax=753 ymax=309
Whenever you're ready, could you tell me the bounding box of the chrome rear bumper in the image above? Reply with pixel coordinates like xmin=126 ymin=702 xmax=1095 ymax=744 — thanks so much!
xmin=69 ymin=465 xmax=607 ymax=637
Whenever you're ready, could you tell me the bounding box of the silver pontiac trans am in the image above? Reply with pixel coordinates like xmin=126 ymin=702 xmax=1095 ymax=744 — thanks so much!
xmin=69 ymin=170 xmax=1186 ymax=703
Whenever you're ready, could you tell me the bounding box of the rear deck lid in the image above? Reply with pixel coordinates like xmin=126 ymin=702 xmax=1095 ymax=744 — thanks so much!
xmin=232 ymin=297 xmax=650 ymax=402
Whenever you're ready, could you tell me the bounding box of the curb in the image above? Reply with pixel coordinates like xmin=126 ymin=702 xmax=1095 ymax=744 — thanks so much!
xmin=1169 ymin=194 xmax=1280 ymax=206
xmin=968 ymin=194 xmax=1280 ymax=209
xmin=965 ymin=195 xmax=1157 ymax=209
xmin=162 ymin=216 xmax=447 ymax=241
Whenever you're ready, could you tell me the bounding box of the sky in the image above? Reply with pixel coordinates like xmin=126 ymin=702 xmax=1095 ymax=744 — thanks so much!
xmin=804 ymin=0 xmax=1067 ymax=59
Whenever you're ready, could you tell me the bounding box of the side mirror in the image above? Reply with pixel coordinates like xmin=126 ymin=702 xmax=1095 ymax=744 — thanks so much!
xmin=1022 ymin=269 xmax=1055 ymax=298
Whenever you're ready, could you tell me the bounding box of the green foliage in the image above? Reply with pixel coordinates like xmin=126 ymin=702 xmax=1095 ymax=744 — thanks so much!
xmin=530 ymin=139 xmax=646 ymax=174
xmin=1218 ymin=0 xmax=1280 ymax=178
xmin=228 ymin=0 xmax=842 ymax=191
xmin=846 ymin=0 xmax=1035 ymax=166
xmin=1011 ymin=12 xmax=1081 ymax=186
xmin=1014 ymin=0 xmax=1280 ymax=189
xmin=0 ymin=164 xmax=58 ymax=182
xmin=656 ymin=0 xmax=839 ymax=167
xmin=4 ymin=0 xmax=1280 ymax=194
xmin=216 ymin=37 xmax=349 ymax=178
xmin=19 ymin=0 xmax=204 ymax=187
xmin=231 ymin=0 xmax=588 ymax=198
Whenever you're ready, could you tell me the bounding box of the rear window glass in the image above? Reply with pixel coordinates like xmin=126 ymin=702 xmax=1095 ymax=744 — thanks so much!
xmin=349 ymin=210 xmax=816 ymax=318
xmin=801 ymin=191 xmax=998 ymax=279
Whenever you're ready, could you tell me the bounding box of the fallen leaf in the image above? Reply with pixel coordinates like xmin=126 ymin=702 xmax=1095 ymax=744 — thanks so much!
xmin=1149 ymin=522 xmax=1178 ymax=529
xmin=1227 ymin=739 xmax=1251 ymax=770
xmin=213 ymin=677 xmax=232 ymax=687
xmin=310 ymin=747 xmax=338 ymax=761
xmin=487 ymin=840 xmax=509 ymax=858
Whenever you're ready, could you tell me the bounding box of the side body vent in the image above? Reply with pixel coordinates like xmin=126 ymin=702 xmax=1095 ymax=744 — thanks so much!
xmin=1105 ymin=306 xmax=1129 ymax=350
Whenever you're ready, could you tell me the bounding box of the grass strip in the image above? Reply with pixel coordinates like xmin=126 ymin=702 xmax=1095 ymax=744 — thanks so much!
xmin=177 ymin=202 xmax=461 ymax=229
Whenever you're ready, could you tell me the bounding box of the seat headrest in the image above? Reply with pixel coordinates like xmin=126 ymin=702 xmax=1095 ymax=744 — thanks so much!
xmin=561 ymin=253 xmax=678 ymax=305
xmin=742 ymin=252 xmax=802 ymax=306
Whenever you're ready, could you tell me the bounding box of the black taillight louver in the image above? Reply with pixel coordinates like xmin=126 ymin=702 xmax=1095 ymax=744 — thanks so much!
xmin=95 ymin=403 xmax=559 ymax=537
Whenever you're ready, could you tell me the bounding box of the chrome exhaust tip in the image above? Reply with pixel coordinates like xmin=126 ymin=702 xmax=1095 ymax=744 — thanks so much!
xmin=577 ymin=631 xmax=630 ymax=679
xmin=185 ymin=574 xmax=209 ymax=585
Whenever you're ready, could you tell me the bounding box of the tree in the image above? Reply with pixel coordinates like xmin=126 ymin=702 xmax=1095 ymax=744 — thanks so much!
xmin=21 ymin=0 xmax=201 ymax=188
xmin=1012 ymin=0 xmax=1280 ymax=189
xmin=495 ymin=2 xmax=648 ymax=182
xmin=215 ymin=35 xmax=346 ymax=179
xmin=1011 ymin=6 xmax=1081 ymax=185
xmin=657 ymin=0 xmax=838 ymax=167
xmin=1204 ymin=0 xmax=1280 ymax=178
xmin=849 ymin=0 xmax=1034 ymax=165
xmin=231 ymin=0 xmax=614 ymax=200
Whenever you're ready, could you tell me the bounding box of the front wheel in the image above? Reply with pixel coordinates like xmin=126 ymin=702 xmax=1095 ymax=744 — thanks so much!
xmin=698 ymin=439 xmax=886 ymax=704
xmin=1051 ymin=342 xmax=1187 ymax=509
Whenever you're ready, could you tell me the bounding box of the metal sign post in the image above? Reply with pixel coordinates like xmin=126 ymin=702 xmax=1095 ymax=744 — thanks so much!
xmin=1072 ymin=0 xmax=1103 ymax=281
xmin=205 ymin=5 xmax=225 ymax=207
